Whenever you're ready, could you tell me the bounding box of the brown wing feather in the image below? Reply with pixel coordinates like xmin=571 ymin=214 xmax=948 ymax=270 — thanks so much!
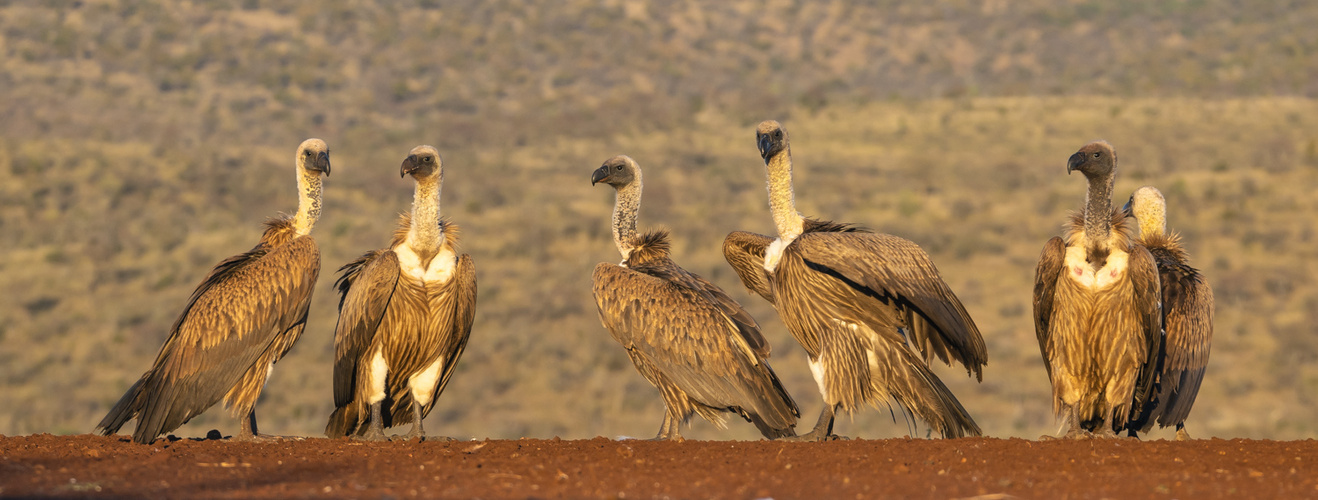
xmin=99 ymin=223 xmax=320 ymax=444
xmin=592 ymin=262 xmax=799 ymax=431
xmin=1033 ymin=236 xmax=1067 ymax=381
xmin=1147 ymin=242 xmax=1213 ymax=429
xmin=330 ymin=250 xmax=401 ymax=407
xmin=722 ymin=231 xmax=777 ymax=305
xmin=1123 ymin=244 xmax=1165 ymax=429
xmin=790 ymin=232 xmax=987 ymax=379
xmin=425 ymin=253 xmax=478 ymax=411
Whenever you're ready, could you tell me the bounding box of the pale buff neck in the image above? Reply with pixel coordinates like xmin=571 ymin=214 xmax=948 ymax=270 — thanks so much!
xmin=766 ymin=149 xmax=805 ymax=240
xmin=1082 ymin=172 xmax=1114 ymax=250
xmin=293 ymin=169 xmax=323 ymax=236
xmin=611 ymin=177 xmax=641 ymax=258
xmin=406 ymin=174 xmax=444 ymax=254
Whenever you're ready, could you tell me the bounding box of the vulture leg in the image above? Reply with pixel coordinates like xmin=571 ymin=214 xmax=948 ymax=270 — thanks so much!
xmin=355 ymin=402 xmax=388 ymax=442
xmin=649 ymin=412 xmax=684 ymax=442
xmin=1062 ymin=408 xmax=1091 ymax=440
xmin=783 ymin=404 xmax=841 ymax=442
xmin=1175 ymin=424 xmax=1192 ymax=441
xmin=1094 ymin=408 xmax=1120 ymax=439
xmin=233 ymin=410 xmax=274 ymax=442
xmin=395 ymin=403 xmax=427 ymax=441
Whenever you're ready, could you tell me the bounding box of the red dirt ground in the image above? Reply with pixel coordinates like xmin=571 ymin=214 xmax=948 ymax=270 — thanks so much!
xmin=0 ymin=433 xmax=1313 ymax=498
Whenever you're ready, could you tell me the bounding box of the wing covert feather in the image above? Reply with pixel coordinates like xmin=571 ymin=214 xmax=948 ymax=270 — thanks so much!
xmin=331 ymin=250 xmax=401 ymax=406
xmin=791 ymin=232 xmax=987 ymax=376
xmin=592 ymin=263 xmax=780 ymax=413
xmin=722 ymin=231 xmax=777 ymax=305
xmin=1033 ymin=237 xmax=1066 ymax=380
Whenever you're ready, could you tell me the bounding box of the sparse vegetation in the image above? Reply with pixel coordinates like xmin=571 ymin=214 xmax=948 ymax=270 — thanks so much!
xmin=2 ymin=1 xmax=1317 ymax=441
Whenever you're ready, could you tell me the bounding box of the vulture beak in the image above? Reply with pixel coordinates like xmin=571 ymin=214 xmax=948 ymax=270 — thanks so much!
xmin=400 ymin=155 xmax=418 ymax=178
xmin=1121 ymin=196 xmax=1134 ymax=217
xmin=757 ymin=133 xmax=774 ymax=162
xmin=313 ymin=151 xmax=331 ymax=176
xmin=590 ymin=165 xmax=611 ymax=186
xmin=1066 ymin=151 xmax=1085 ymax=175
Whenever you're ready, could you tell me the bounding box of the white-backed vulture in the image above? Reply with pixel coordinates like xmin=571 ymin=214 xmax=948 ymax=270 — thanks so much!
xmin=723 ymin=121 xmax=986 ymax=441
xmin=1121 ymin=186 xmax=1213 ymax=440
xmin=1033 ymin=141 xmax=1162 ymax=439
xmin=96 ymin=138 xmax=330 ymax=444
xmin=325 ymin=146 xmax=477 ymax=441
xmin=590 ymin=155 xmax=800 ymax=441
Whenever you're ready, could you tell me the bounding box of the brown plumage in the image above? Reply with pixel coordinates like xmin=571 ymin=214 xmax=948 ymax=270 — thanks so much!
xmin=590 ymin=155 xmax=799 ymax=441
xmin=96 ymin=138 xmax=330 ymax=444
xmin=1121 ymin=186 xmax=1213 ymax=440
xmin=1033 ymin=141 xmax=1162 ymax=439
xmin=326 ymin=145 xmax=477 ymax=441
xmin=723 ymin=121 xmax=986 ymax=441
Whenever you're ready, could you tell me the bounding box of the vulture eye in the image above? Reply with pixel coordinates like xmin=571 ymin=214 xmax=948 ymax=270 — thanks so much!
xmin=305 ymin=151 xmax=312 ymax=157
xmin=773 ymin=130 xmax=782 ymax=139
xmin=1093 ymin=152 xmax=1100 ymax=158
xmin=615 ymin=165 xmax=623 ymax=171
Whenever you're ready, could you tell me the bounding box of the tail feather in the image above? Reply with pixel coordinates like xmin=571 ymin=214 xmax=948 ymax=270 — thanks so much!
xmin=95 ymin=376 xmax=147 ymax=437
xmin=883 ymin=357 xmax=980 ymax=438
xmin=325 ymin=404 xmax=360 ymax=438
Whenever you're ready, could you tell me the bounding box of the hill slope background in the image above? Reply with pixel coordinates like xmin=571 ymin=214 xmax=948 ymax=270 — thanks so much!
xmin=2 ymin=0 xmax=1317 ymax=440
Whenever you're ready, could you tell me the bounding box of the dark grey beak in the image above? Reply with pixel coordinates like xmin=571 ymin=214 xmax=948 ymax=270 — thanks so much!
xmin=400 ymin=155 xmax=418 ymax=178
xmin=315 ymin=151 xmax=331 ymax=176
xmin=590 ymin=165 xmax=610 ymax=186
xmin=1121 ymin=196 xmax=1134 ymax=217
xmin=757 ymin=134 xmax=773 ymax=161
xmin=1066 ymin=151 xmax=1085 ymax=175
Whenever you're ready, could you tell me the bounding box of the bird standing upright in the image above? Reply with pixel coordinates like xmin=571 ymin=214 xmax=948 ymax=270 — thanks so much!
xmin=325 ymin=145 xmax=476 ymax=441
xmin=724 ymin=121 xmax=987 ymax=441
xmin=96 ymin=138 xmax=330 ymax=444
xmin=1121 ymin=186 xmax=1213 ymax=440
xmin=1033 ymin=141 xmax=1162 ymax=439
xmin=590 ymin=155 xmax=799 ymax=441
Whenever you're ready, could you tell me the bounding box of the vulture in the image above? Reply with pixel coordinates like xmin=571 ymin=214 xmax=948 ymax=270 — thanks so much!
xmin=1033 ymin=141 xmax=1162 ymax=439
xmin=1121 ymin=186 xmax=1213 ymax=440
xmin=590 ymin=155 xmax=800 ymax=441
xmin=723 ymin=121 xmax=987 ymax=441
xmin=325 ymin=145 xmax=477 ymax=441
xmin=96 ymin=138 xmax=330 ymax=444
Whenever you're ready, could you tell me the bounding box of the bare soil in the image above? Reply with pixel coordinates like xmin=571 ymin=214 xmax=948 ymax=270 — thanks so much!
xmin=0 ymin=433 xmax=1313 ymax=498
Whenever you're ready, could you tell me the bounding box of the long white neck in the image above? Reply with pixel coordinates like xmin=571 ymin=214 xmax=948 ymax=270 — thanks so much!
xmin=406 ymin=174 xmax=443 ymax=253
xmin=612 ymin=177 xmax=641 ymax=258
xmin=766 ymin=149 xmax=805 ymax=240
xmin=293 ymin=169 xmax=322 ymax=236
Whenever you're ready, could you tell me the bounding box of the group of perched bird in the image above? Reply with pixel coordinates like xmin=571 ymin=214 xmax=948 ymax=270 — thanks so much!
xmin=92 ymin=121 xmax=1213 ymax=445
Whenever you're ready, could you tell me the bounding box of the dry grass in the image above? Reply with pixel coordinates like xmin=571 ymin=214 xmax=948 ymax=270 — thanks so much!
xmin=2 ymin=1 xmax=1317 ymax=441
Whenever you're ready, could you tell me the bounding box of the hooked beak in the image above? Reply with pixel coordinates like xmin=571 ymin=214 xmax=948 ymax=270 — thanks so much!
xmin=1066 ymin=151 xmax=1085 ymax=175
xmin=307 ymin=151 xmax=331 ymax=176
xmin=400 ymin=155 xmax=418 ymax=178
xmin=590 ymin=165 xmax=610 ymax=186
xmin=757 ymin=134 xmax=774 ymax=162
xmin=1121 ymin=196 xmax=1134 ymax=217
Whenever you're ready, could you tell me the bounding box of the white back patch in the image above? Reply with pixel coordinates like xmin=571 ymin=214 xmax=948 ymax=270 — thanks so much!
xmin=763 ymin=237 xmax=793 ymax=273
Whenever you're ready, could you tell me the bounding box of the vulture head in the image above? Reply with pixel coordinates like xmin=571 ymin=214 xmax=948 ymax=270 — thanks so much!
xmin=1124 ymin=185 xmax=1168 ymax=237
xmin=297 ymin=138 xmax=331 ymax=176
xmin=1066 ymin=140 xmax=1116 ymax=179
xmin=591 ymin=155 xmax=640 ymax=189
xmin=755 ymin=120 xmax=788 ymax=163
xmin=401 ymin=145 xmax=442 ymax=179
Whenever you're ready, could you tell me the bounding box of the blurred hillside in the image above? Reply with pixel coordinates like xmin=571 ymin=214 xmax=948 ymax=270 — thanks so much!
xmin=2 ymin=0 xmax=1317 ymax=441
